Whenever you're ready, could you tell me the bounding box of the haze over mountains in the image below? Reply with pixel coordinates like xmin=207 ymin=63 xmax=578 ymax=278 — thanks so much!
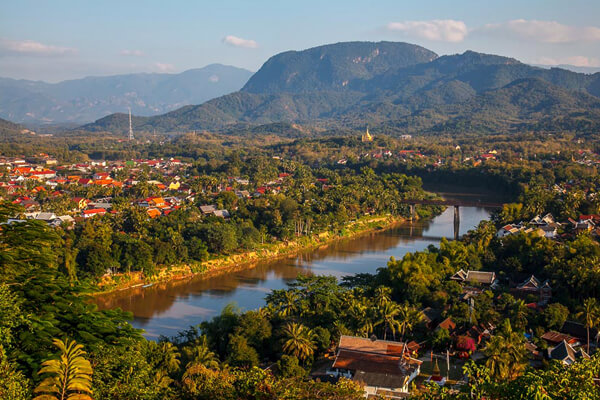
xmin=81 ymin=41 xmax=600 ymax=136
xmin=0 ymin=64 xmax=253 ymax=124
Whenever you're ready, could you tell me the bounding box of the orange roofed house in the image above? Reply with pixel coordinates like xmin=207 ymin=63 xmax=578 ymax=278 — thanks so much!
xmin=327 ymin=335 xmax=422 ymax=399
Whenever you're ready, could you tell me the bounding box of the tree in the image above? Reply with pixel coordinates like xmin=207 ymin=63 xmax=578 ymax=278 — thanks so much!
xmin=226 ymin=335 xmax=259 ymax=368
xmin=0 ymin=345 xmax=30 ymax=400
xmin=542 ymin=303 xmax=569 ymax=330
xmin=576 ymin=298 xmax=600 ymax=354
xmin=375 ymin=301 xmax=401 ymax=341
xmin=281 ymin=323 xmax=316 ymax=363
xmin=183 ymin=336 xmax=219 ymax=370
xmin=145 ymin=341 xmax=180 ymax=375
xmin=373 ymin=286 xmax=391 ymax=307
xmin=431 ymin=328 xmax=451 ymax=352
xmin=483 ymin=320 xmax=527 ymax=382
xmin=510 ymin=299 xmax=530 ymax=332
xmin=276 ymin=355 xmax=306 ymax=378
xmin=181 ymin=364 xmax=236 ymax=400
xmin=397 ymin=304 xmax=423 ymax=341
xmin=33 ymin=338 xmax=93 ymax=400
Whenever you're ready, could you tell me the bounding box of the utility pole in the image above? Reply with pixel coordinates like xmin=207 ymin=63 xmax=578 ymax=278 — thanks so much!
xmin=128 ymin=107 xmax=134 ymax=141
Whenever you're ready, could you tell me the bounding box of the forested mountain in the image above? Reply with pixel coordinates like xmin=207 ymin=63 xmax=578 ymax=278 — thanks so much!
xmin=81 ymin=42 xmax=600 ymax=135
xmin=242 ymin=41 xmax=437 ymax=93
xmin=0 ymin=64 xmax=253 ymax=124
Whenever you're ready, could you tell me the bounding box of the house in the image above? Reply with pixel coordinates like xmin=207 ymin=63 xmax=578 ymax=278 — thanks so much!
xmin=146 ymin=208 xmax=161 ymax=218
xmin=514 ymin=275 xmax=552 ymax=304
xmin=235 ymin=190 xmax=251 ymax=198
xmin=541 ymin=331 xmax=580 ymax=347
xmin=530 ymin=213 xmax=556 ymax=226
xmin=92 ymin=172 xmax=110 ymax=180
xmin=35 ymin=212 xmax=57 ymax=222
xmin=421 ymin=307 xmax=442 ymax=329
xmin=327 ymin=336 xmax=421 ymax=399
xmin=450 ymin=269 xmax=497 ymax=287
xmin=497 ymin=224 xmax=521 ymax=238
xmin=212 ymin=209 xmax=230 ymax=218
xmin=560 ymin=321 xmax=599 ymax=345
xmin=148 ymin=197 xmax=166 ymax=208
xmin=82 ymin=208 xmax=106 ymax=218
xmin=436 ymin=318 xmax=456 ymax=333
xmin=548 ymin=340 xmax=589 ymax=365
xmin=575 ymin=220 xmax=595 ymax=233
xmin=199 ymin=205 xmax=217 ymax=215
xmin=540 ymin=224 xmax=559 ymax=238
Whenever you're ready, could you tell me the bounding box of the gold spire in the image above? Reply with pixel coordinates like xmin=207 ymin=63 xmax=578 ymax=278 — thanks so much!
xmin=361 ymin=126 xmax=373 ymax=142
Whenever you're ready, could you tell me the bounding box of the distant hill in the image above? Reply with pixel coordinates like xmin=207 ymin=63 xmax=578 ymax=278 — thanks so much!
xmin=81 ymin=41 xmax=600 ymax=135
xmin=0 ymin=117 xmax=24 ymax=137
xmin=0 ymin=64 xmax=253 ymax=124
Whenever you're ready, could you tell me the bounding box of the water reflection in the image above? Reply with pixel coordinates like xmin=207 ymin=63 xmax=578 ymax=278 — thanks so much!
xmin=95 ymin=204 xmax=491 ymax=338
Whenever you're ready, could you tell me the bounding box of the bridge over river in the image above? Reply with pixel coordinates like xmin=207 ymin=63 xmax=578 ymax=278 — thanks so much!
xmin=400 ymin=198 xmax=505 ymax=240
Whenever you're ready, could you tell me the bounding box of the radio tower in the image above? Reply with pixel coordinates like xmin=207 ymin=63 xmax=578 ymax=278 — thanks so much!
xmin=128 ymin=107 xmax=134 ymax=141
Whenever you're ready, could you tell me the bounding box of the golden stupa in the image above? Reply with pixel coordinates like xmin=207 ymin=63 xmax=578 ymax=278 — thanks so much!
xmin=361 ymin=127 xmax=373 ymax=142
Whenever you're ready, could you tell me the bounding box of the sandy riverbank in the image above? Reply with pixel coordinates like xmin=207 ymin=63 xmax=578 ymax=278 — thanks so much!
xmin=92 ymin=214 xmax=409 ymax=296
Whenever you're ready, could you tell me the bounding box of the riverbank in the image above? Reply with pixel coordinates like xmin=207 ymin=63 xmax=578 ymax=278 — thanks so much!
xmin=92 ymin=214 xmax=409 ymax=295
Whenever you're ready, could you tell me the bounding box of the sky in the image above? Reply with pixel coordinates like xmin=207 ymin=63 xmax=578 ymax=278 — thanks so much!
xmin=1 ymin=0 xmax=600 ymax=82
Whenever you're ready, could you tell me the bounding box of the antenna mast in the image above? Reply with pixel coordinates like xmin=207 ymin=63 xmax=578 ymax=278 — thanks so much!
xmin=128 ymin=107 xmax=134 ymax=141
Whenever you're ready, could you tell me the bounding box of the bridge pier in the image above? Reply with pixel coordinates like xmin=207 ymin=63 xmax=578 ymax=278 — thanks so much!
xmin=409 ymin=204 xmax=416 ymax=221
xmin=453 ymin=205 xmax=460 ymax=240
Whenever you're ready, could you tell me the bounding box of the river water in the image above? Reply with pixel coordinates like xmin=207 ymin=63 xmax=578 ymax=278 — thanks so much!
xmin=95 ymin=189 xmax=495 ymax=338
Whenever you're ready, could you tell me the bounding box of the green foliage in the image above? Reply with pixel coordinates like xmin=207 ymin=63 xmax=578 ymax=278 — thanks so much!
xmin=33 ymin=339 xmax=93 ymax=400
xmin=275 ymin=355 xmax=306 ymax=378
xmin=542 ymin=303 xmax=570 ymax=330
xmin=0 ymin=345 xmax=30 ymax=400
xmin=226 ymin=335 xmax=259 ymax=368
xmin=483 ymin=320 xmax=528 ymax=382
xmin=281 ymin=323 xmax=316 ymax=363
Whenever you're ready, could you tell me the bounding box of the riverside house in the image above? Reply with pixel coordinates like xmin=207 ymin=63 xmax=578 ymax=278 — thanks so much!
xmin=327 ymin=335 xmax=422 ymax=399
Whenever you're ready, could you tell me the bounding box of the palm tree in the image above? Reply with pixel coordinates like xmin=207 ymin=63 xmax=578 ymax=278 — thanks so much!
xmin=279 ymin=291 xmax=300 ymax=319
xmin=576 ymin=298 xmax=600 ymax=354
xmin=156 ymin=341 xmax=181 ymax=374
xmin=510 ymin=299 xmax=530 ymax=332
xmin=348 ymin=298 xmax=375 ymax=337
xmin=373 ymin=286 xmax=392 ymax=307
xmin=34 ymin=338 xmax=93 ymax=400
xmin=483 ymin=320 xmax=527 ymax=381
xmin=184 ymin=336 xmax=219 ymax=369
xmin=375 ymin=301 xmax=401 ymax=341
xmin=282 ymin=322 xmax=316 ymax=362
xmin=397 ymin=304 xmax=424 ymax=341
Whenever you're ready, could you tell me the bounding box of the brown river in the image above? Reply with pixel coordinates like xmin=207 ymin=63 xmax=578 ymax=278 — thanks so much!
xmin=95 ymin=187 xmax=499 ymax=338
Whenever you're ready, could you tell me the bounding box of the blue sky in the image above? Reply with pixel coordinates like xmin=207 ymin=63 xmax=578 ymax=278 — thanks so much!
xmin=1 ymin=0 xmax=599 ymax=81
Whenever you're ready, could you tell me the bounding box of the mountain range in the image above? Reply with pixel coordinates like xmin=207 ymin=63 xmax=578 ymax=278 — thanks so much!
xmin=81 ymin=41 xmax=600 ymax=136
xmin=0 ymin=64 xmax=253 ymax=124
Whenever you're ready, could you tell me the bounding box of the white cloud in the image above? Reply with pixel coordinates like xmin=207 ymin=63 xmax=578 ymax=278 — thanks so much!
xmin=0 ymin=38 xmax=77 ymax=56
xmin=154 ymin=62 xmax=175 ymax=72
xmin=480 ymin=20 xmax=600 ymax=43
xmin=386 ymin=20 xmax=468 ymax=42
xmin=222 ymin=35 xmax=258 ymax=49
xmin=536 ymin=56 xmax=600 ymax=68
xmin=120 ymin=49 xmax=144 ymax=57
